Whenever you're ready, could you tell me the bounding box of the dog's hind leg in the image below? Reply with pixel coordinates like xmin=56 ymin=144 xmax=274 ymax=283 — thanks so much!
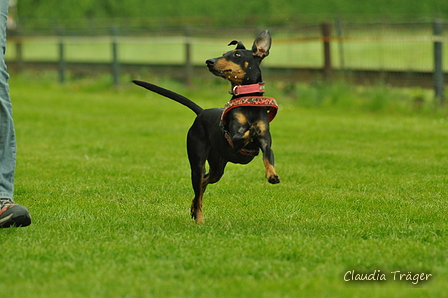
xmin=190 ymin=162 xmax=208 ymax=224
xmin=207 ymin=149 xmax=227 ymax=184
xmin=187 ymin=121 xmax=210 ymax=224
xmin=188 ymin=154 xmax=225 ymax=224
xmin=189 ymin=148 xmax=226 ymax=223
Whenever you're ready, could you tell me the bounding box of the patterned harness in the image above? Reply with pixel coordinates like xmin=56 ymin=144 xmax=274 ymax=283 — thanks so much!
xmin=220 ymin=96 xmax=278 ymax=156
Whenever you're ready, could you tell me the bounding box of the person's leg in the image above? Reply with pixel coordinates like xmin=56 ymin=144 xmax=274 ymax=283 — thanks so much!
xmin=0 ymin=0 xmax=31 ymax=228
xmin=0 ymin=0 xmax=14 ymax=201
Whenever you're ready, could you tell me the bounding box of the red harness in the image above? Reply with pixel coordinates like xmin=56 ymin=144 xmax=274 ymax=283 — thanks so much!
xmin=220 ymin=95 xmax=278 ymax=156
xmin=221 ymin=96 xmax=278 ymax=126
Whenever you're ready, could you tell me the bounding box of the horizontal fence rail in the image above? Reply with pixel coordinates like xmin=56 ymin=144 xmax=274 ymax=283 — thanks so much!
xmin=7 ymin=34 xmax=448 ymax=71
xmin=5 ymin=20 xmax=447 ymax=103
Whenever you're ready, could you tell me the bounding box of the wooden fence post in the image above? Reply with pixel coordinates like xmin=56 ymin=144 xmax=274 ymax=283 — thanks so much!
xmin=58 ymin=28 xmax=66 ymax=84
xmin=433 ymin=19 xmax=444 ymax=105
xmin=14 ymin=37 xmax=23 ymax=73
xmin=321 ymin=22 xmax=332 ymax=80
xmin=184 ymin=27 xmax=193 ymax=86
xmin=335 ymin=18 xmax=345 ymax=76
xmin=111 ymin=26 xmax=120 ymax=87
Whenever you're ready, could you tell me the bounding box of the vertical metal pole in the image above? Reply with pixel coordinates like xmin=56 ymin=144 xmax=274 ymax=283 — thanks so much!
xmin=184 ymin=27 xmax=192 ymax=87
xmin=433 ymin=19 xmax=444 ymax=105
xmin=111 ymin=26 xmax=120 ymax=87
xmin=321 ymin=22 xmax=332 ymax=80
xmin=58 ymin=28 xmax=65 ymax=84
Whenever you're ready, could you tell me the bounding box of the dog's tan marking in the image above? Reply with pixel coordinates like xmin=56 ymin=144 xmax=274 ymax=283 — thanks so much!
xmin=234 ymin=112 xmax=247 ymax=125
xmin=214 ymin=58 xmax=246 ymax=85
xmin=256 ymin=120 xmax=267 ymax=136
xmin=242 ymin=129 xmax=252 ymax=145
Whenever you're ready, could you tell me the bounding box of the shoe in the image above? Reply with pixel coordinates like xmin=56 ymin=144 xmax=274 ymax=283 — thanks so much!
xmin=0 ymin=198 xmax=32 ymax=228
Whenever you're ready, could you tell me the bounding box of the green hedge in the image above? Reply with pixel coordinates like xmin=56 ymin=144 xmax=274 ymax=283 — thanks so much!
xmin=17 ymin=0 xmax=448 ymax=28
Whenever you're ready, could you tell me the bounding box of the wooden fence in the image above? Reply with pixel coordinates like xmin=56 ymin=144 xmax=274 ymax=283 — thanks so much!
xmin=5 ymin=20 xmax=447 ymax=104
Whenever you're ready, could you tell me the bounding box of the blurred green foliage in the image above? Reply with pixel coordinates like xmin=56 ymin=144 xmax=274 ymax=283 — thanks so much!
xmin=16 ymin=0 xmax=448 ymax=28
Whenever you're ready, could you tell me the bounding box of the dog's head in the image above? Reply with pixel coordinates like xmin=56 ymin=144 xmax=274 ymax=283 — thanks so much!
xmin=206 ymin=30 xmax=271 ymax=85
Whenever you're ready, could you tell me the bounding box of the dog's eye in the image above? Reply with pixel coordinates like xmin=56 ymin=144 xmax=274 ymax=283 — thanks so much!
xmin=234 ymin=52 xmax=241 ymax=58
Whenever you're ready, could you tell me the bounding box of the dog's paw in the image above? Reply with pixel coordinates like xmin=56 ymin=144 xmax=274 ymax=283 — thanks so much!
xmin=191 ymin=206 xmax=205 ymax=224
xmin=249 ymin=125 xmax=261 ymax=138
xmin=194 ymin=214 xmax=204 ymax=224
xmin=268 ymin=174 xmax=280 ymax=184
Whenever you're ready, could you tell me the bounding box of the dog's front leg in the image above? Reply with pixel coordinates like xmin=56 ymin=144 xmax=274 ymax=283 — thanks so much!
xmin=257 ymin=131 xmax=280 ymax=184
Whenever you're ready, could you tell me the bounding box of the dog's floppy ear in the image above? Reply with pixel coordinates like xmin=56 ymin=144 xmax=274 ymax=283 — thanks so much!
xmin=228 ymin=40 xmax=246 ymax=50
xmin=252 ymin=30 xmax=271 ymax=59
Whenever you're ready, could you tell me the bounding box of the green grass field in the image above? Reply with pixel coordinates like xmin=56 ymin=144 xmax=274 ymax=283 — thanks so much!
xmin=1 ymin=74 xmax=447 ymax=297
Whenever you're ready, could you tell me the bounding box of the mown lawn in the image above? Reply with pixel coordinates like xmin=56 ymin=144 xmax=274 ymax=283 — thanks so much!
xmin=0 ymin=76 xmax=447 ymax=297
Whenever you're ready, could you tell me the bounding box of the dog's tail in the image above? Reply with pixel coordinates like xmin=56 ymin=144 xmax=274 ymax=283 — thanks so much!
xmin=132 ymin=80 xmax=204 ymax=115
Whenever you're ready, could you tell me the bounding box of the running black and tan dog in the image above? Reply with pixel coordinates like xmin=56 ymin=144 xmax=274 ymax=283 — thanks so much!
xmin=133 ymin=30 xmax=279 ymax=223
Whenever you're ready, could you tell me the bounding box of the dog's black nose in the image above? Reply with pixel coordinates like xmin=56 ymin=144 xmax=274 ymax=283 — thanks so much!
xmin=206 ymin=59 xmax=216 ymax=66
